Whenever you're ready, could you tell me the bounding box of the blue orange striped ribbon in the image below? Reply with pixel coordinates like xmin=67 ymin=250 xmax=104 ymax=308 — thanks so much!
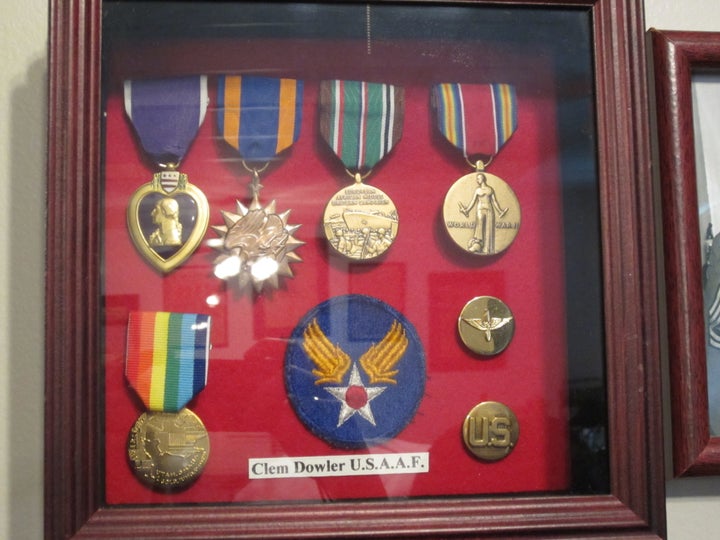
xmin=319 ymin=80 xmax=404 ymax=171
xmin=217 ymin=75 xmax=303 ymax=163
xmin=125 ymin=312 xmax=211 ymax=412
xmin=431 ymin=83 xmax=517 ymax=158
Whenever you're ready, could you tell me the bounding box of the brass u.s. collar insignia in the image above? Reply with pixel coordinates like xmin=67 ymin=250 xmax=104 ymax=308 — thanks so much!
xmin=462 ymin=401 xmax=519 ymax=461
xmin=127 ymin=170 xmax=210 ymax=273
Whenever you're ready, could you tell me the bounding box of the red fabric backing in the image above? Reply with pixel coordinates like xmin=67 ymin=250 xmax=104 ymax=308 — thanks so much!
xmin=103 ymin=40 xmax=569 ymax=505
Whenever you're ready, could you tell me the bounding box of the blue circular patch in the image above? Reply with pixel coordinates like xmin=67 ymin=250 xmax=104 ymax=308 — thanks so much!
xmin=285 ymin=295 xmax=426 ymax=449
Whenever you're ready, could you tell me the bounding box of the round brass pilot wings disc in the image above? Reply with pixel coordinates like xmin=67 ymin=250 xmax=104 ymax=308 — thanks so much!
xmin=443 ymin=171 xmax=520 ymax=255
xmin=458 ymin=296 xmax=515 ymax=356
xmin=462 ymin=401 xmax=519 ymax=461
xmin=323 ymin=183 xmax=399 ymax=260
xmin=127 ymin=408 xmax=210 ymax=490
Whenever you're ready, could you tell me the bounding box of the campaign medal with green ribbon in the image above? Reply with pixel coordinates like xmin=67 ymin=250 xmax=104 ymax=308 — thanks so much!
xmin=432 ymin=83 xmax=521 ymax=256
xmin=319 ymin=80 xmax=404 ymax=261
xmin=125 ymin=311 xmax=212 ymax=490
xmin=209 ymin=75 xmax=304 ymax=293
xmin=125 ymin=76 xmax=210 ymax=273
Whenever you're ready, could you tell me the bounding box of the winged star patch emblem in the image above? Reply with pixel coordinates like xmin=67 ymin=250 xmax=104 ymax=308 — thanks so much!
xmin=285 ymin=294 xmax=425 ymax=448
xmin=302 ymin=318 xmax=408 ymax=427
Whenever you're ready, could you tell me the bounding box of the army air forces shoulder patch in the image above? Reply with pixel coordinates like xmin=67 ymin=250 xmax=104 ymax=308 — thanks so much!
xmin=285 ymin=295 xmax=426 ymax=448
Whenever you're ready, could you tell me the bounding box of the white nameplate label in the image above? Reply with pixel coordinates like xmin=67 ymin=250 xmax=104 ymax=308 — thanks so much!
xmin=249 ymin=452 xmax=429 ymax=479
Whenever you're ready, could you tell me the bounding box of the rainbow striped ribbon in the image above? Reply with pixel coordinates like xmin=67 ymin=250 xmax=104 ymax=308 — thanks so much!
xmin=319 ymin=80 xmax=404 ymax=171
xmin=431 ymin=83 xmax=517 ymax=158
xmin=125 ymin=312 xmax=211 ymax=412
xmin=217 ymin=75 xmax=303 ymax=163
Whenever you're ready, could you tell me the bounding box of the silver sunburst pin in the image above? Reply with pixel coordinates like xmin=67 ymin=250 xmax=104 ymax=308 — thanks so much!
xmin=208 ymin=168 xmax=303 ymax=293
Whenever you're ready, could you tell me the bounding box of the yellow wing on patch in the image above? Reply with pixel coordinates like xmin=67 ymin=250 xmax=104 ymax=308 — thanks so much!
xmin=359 ymin=320 xmax=408 ymax=385
xmin=302 ymin=318 xmax=351 ymax=385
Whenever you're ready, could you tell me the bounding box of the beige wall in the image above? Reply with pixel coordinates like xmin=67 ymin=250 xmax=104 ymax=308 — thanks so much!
xmin=1 ymin=0 xmax=718 ymax=538
xmin=0 ymin=1 xmax=47 ymax=538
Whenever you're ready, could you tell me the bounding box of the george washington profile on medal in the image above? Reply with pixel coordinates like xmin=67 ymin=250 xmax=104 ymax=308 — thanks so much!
xmin=148 ymin=197 xmax=183 ymax=247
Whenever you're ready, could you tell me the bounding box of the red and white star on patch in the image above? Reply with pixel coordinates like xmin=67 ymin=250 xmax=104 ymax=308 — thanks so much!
xmin=324 ymin=363 xmax=387 ymax=427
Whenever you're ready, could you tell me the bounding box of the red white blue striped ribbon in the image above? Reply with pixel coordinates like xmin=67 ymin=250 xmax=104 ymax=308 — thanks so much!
xmin=431 ymin=83 xmax=517 ymax=158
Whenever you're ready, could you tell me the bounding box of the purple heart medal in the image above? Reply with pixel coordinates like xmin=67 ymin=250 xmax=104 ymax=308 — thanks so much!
xmin=124 ymin=76 xmax=210 ymax=273
xmin=209 ymin=75 xmax=304 ymax=294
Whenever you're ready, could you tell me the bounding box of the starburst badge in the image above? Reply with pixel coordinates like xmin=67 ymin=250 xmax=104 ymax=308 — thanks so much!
xmin=285 ymin=295 xmax=426 ymax=448
xmin=212 ymin=74 xmax=305 ymax=293
xmin=208 ymin=196 xmax=303 ymax=293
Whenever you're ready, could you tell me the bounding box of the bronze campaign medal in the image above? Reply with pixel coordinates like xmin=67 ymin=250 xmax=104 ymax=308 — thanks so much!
xmin=319 ymin=80 xmax=404 ymax=261
xmin=125 ymin=312 xmax=212 ymax=490
xmin=462 ymin=401 xmax=519 ymax=461
xmin=458 ymin=296 xmax=515 ymax=356
xmin=444 ymin=170 xmax=520 ymax=256
xmin=128 ymin=409 xmax=210 ymax=490
xmin=431 ymin=83 xmax=520 ymax=256
xmin=323 ymin=173 xmax=399 ymax=261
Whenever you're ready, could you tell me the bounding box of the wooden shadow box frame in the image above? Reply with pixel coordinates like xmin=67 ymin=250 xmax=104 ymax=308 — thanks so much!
xmin=651 ymin=29 xmax=720 ymax=477
xmin=45 ymin=0 xmax=665 ymax=537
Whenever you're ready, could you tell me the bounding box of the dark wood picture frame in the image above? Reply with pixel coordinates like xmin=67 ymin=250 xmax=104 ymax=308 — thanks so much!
xmin=45 ymin=0 xmax=665 ymax=537
xmin=651 ymin=29 xmax=720 ymax=477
